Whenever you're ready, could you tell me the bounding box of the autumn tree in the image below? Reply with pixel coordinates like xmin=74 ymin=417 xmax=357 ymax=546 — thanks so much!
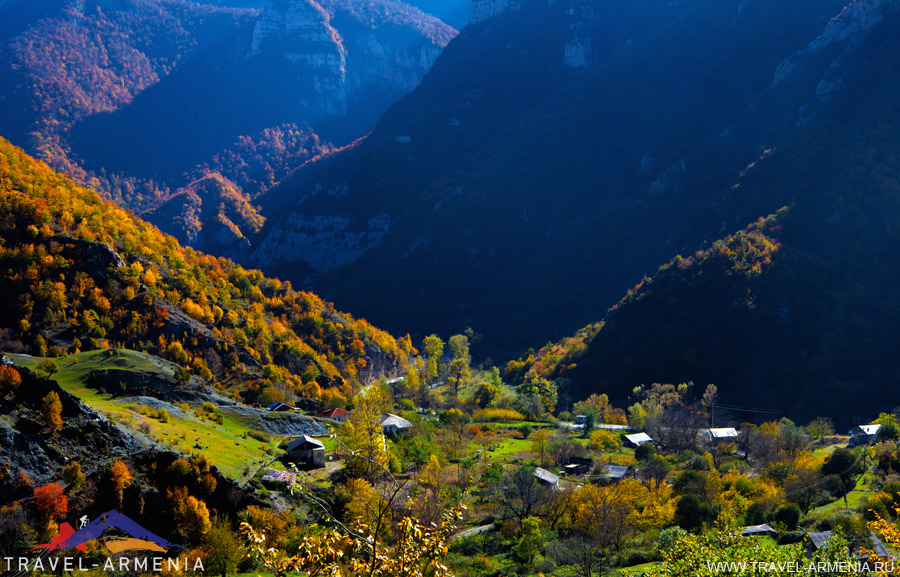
xmin=530 ymin=430 xmax=552 ymax=467
xmin=62 ymin=462 xmax=86 ymax=489
xmin=34 ymin=483 xmax=67 ymax=522
xmin=421 ymin=335 xmax=444 ymax=385
xmin=518 ymin=375 xmax=557 ymax=415
xmin=41 ymin=391 xmax=63 ymax=435
xmin=169 ymin=486 xmax=212 ymax=543
xmin=649 ymin=528 xmax=852 ymax=577
xmin=341 ymin=384 xmax=392 ymax=480
xmin=0 ymin=365 xmax=22 ymax=396
xmin=110 ymin=460 xmax=132 ymax=508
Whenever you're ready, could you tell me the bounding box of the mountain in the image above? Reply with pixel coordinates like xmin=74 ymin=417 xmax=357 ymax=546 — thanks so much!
xmin=0 ymin=137 xmax=411 ymax=408
xmin=501 ymin=1 xmax=900 ymax=424
xmin=249 ymin=0 xmax=875 ymax=357
xmin=0 ymin=0 xmax=454 ymax=252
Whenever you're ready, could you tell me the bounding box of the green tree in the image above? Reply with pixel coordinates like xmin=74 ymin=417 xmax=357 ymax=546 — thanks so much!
xmin=62 ymin=462 xmax=86 ymax=489
xmin=649 ymin=528 xmax=852 ymax=577
xmin=447 ymin=358 xmax=470 ymax=401
xmin=821 ymin=448 xmax=860 ymax=506
xmin=37 ymin=359 xmax=59 ymax=378
xmin=874 ymin=413 xmax=899 ymax=441
xmin=806 ymin=417 xmax=834 ymax=443
xmin=512 ymin=516 xmax=546 ymax=565
xmin=518 ymin=375 xmax=557 ymax=415
xmin=204 ymin=518 xmax=243 ymax=577
xmin=422 ymin=335 xmax=444 ymax=385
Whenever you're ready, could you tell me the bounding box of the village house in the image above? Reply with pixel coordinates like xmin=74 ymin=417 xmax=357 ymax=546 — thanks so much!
xmin=806 ymin=530 xmax=889 ymax=567
xmin=266 ymin=402 xmax=297 ymax=412
xmin=623 ymin=432 xmax=653 ymax=448
xmin=286 ymin=435 xmax=326 ymax=467
xmin=600 ymin=464 xmax=634 ymax=483
xmin=317 ymin=407 xmax=352 ymax=422
xmin=848 ymin=424 xmax=881 ymax=446
xmin=700 ymin=427 xmax=739 ymax=444
xmin=380 ymin=413 xmax=414 ymax=437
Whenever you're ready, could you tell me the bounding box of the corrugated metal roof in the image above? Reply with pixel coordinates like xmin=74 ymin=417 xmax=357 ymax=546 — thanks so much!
xmin=287 ymin=434 xmax=324 ymax=451
xmin=603 ymin=464 xmax=630 ymax=479
xmin=534 ymin=467 xmax=560 ymax=485
xmin=624 ymin=432 xmax=653 ymax=445
xmin=380 ymin=413 xmax=413 ymax=429
xmin=741 ymin=524 xmax=777 ymax=536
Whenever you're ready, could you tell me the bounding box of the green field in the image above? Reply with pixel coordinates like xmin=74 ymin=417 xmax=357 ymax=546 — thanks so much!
xmin=7 ymin=350 xmax=289 ymax=481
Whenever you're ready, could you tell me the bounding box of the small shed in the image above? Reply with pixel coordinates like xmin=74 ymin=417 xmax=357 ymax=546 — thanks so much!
xmin=286 ymin=435 xmax=325 ymax=467
xmin=849 ymin=424 xmax=881 ymax=447
xmin=601 ymin=464 xmax=634 ymax=482
xmin=806 ymin=530 xmax=889 ymax=560
xmin=741 ymin=524 xmax=778 ymax=538
xmin=534 ymin=467 xmax=560 ymax=487
xmin=701 ymin=427 xmax=739 ymax=443
xmin=317 ymin=408 xmax=352 ymax=422
xmin=267 ymin=402 xmax=297 ymax=412
xmin=380 ymin=413 xmax=413 ymax=437
xmin=563 ymin=456 xmax=593 ymax=476
xmin=623 ymin=432 xmax=653 ymax=448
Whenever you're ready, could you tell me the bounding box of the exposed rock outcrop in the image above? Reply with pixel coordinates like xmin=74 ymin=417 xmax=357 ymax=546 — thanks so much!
xmin=250 ymin=0 xmax=455 ymax=115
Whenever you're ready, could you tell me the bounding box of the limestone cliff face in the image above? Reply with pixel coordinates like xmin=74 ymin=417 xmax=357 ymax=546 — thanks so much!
xmin=251 ymin=0 xmax=455 ymax=116
xmin=251 ymin=0 xmax=349 ymax=114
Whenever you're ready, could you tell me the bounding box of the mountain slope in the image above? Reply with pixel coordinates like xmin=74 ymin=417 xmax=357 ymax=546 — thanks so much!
xmin=249 ymin=0 xmax=869 ymax=356
xmin=504 ymin=11 xmax=900 ymax=423
xmin=0 ymin=137 xmax=410 ymax=408
xmin=0 ymin=0 xmax=454 ymax=254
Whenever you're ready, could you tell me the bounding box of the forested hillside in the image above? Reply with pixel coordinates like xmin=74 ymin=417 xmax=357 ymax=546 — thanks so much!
xmin=0 ymin=137 xmax=410 ymax=407
xmin=507 ymin=16 xmax=900 ymax=423
xmin=250 ymin=0 xmax=868 ymax=358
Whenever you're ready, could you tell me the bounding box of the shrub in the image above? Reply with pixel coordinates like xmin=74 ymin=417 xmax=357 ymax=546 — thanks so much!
xmin=635 ymin=443 xmax=656 ymax=460
xmin=744 ymin=502 xmax=768 ymax=526
xmin=473 ymin=408 xmax=525 ymax=422
xmin=626 ymin=549 xmax=655 ymax=565
xmin=774 ymin=504 xmax=801 ymax=530
xmin=248 ymin=430 xmax=271 ymax=443
xmin=777 ymin=531 xmax=806 ymax=545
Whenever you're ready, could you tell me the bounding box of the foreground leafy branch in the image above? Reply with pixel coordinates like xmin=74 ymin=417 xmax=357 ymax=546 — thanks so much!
xmin=241 ymin=504 xmax=464 ymax=577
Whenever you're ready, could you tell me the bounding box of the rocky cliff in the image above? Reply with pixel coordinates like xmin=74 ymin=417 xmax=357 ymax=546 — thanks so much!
xmin=250 ymin=0 xmax=455 ymax=116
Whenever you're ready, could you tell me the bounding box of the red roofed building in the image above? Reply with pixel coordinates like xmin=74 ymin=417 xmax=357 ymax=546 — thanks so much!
xmin=317 ymin=408 xmax=352 ymax=422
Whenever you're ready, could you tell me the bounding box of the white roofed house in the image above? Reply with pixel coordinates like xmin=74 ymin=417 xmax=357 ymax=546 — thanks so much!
xmin=286 ymin=435 xmax=326 ymax=468
xmin=380 ymin=413 xmax=413 ymax=438
xmin=623 ymin=432 xmax=653 ymax=448
xmin=700 ymin=427 xmax=739 ymax=444
xmin=849 ymin=424 xmax=881 ymax=446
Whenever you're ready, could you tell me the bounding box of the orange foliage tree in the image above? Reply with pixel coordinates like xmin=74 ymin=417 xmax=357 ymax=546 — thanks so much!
xmin=34 ymin=483 xmax=67 ymax=521
xmin=110 ymin=460 xmax=132 ymax=508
